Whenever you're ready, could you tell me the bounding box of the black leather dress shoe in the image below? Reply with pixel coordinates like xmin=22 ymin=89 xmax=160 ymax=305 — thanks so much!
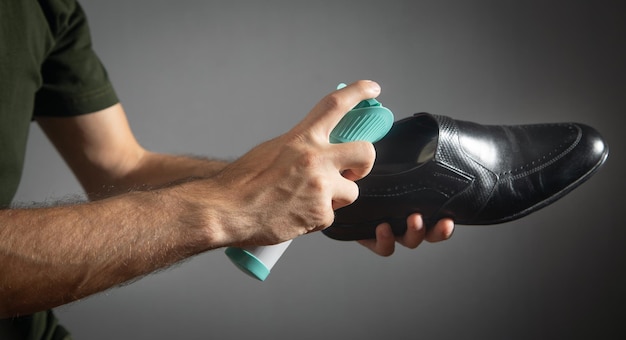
xmin=323 ymin=112 xmax=609 ymax=241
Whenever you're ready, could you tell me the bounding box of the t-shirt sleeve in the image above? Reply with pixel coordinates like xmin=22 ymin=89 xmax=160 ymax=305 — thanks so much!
xmin=33 ymin=0 xmax=118 ymax=117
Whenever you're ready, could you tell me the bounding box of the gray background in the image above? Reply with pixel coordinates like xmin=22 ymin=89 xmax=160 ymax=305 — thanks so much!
xmin=13 ymin=0 xmax=625 ymax=339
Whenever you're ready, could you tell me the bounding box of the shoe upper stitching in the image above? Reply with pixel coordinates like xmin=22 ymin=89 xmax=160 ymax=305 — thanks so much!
xmin=362 ymin=179 xmax=457 ymax=198
xmin=504 ymin=124 xmax=581 ymax=180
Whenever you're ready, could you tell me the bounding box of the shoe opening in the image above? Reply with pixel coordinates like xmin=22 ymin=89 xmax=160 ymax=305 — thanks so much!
xmin=371 ymin=114 xmax=439 ymax=175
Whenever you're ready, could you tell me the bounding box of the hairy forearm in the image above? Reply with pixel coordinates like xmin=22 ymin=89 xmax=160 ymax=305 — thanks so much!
xmin=0 ymin=139 xmax=230 ymax=316
xmin=0 ymin=183 xmax=218 ymax=318
xmin=36 ymin=105 xmax=230 ymax=199
xmin=87 ymin=151 xmax=230 ymax=199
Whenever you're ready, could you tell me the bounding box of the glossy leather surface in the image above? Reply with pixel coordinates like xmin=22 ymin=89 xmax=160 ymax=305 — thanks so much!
xmin=324 ymin=112 xmax=609 ymax=241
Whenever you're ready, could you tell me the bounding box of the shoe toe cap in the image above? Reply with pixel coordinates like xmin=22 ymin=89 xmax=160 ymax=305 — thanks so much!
xmin=470 ymin=122 xmax=608 ymax=224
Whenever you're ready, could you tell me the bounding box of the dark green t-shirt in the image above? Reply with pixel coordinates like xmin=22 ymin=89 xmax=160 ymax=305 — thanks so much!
xmin=0 ymin=0 xmax=118 ymax=206
xmin=1 ymin=0 xmax=119 ymax=338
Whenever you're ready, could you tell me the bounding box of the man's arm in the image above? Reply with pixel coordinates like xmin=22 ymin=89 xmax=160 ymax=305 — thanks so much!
xmin=0 ymin=182 xmax=217 ymax=318
xmin=3 ymin=104 xmax=234 ymax=318
xmin=35 ymin=103 xmax=229 ymax=199
xmin=0 ymin=81 xmax=380 ymax=317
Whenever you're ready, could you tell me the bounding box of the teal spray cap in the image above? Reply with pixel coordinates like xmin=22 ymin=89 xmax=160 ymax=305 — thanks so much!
xmin=330 ymin=83 xmax=394 ymax=144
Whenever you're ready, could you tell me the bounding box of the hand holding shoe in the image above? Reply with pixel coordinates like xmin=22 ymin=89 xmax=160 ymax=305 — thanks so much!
xmin=362 ymin=214 xmax=454 ymax=256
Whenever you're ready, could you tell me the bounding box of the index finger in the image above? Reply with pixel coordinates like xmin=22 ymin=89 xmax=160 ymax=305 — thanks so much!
xmin=293 ymin=80 xmax=381 ymax=141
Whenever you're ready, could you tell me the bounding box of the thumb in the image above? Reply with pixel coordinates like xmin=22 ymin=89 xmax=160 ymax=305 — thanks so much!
xmin=294 ymin=80 xmax=381 ymax=142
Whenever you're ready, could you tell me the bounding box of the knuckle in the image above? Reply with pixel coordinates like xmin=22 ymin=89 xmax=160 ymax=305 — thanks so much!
xmin=344 ymin=182 xmax=359 ymax=205
xmin=305 ymin=205 xmax=334 ymax=232
xmin=320 ymin=92 xmax=346 ymax=112
xmin=310 ymin=176 xmax=326 ymax=191
xmin=285 ymin=132 xmax=311 ymax=146
xmin=356 ymin=141 xmax=376 ymax=166
xmin=319 ymin=208 xmax=336 ymax=229
xmin=296 ymin=148 xmax=325 ymax=171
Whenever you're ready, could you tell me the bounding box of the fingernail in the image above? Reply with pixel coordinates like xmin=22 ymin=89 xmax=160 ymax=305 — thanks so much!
xmin=445 ymin=227 xmax=454 ymax=239
xmin=366 ymin=80 xmax=381 ymax=95
xmin=411 ymin=214 xmax=424 ymax=231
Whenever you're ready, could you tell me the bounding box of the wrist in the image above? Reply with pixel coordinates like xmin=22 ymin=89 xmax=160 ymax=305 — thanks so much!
xmin=168 ymin=178 xmax=236 ymax=250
